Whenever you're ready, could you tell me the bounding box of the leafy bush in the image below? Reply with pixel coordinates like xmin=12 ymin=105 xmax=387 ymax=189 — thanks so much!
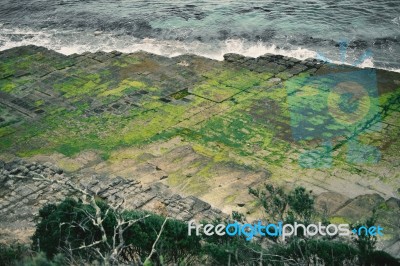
xmin=0 ymin=244 xmax=64 ymax=266
xmin=269 ymin=238 xmax=359 ymax=265
xmin=29 ymin=188 xmax=399 ymax=265
xmin=32 ymin=198 xmax=201 ymax=264
xmin=0 ymin=243 xmax=30 ymax=266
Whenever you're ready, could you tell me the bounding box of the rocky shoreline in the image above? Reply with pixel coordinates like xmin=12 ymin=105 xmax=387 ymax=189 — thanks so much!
xmin=0 ymin=45 xmax=399 ymax=257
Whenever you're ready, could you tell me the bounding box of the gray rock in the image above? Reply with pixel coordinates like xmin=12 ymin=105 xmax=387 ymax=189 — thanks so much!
xmin=223 ymin=53 xmax=246 ymax=63
xmin=110 ymin=178 xmax=122 ymax=187
xmin=268 ymin=77 xmax=282 ymax=83
xmin=4 ymin=180 xmax=14 ymax=188
xmin=386 ymin=197 xmax=400 ymax=209
xmin=188 ymin=196 xmax=211 ymax=213
xmin=176 ymin=211 xmax=193 ymax=220
xmin=50 ymin=165 xmax=63 ymax=174
xmin=17 ymin=186 xmax=34 ymax=197
xmin=20 ymin=166 xmax=29 ymax=175
xmin=315 ymin=192 xmax=350 ymax=215
xmin=9 ymin=168 xmax=21 ymax=175
xmin=334 ymin=193 xmax=385 ymax=221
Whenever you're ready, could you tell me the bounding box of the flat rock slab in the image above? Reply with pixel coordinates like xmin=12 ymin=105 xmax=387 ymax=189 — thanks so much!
xmin=0 ymin=46 xmax=399 ymax=257
xmin=0 ymin=159 xmax=224 ymax=243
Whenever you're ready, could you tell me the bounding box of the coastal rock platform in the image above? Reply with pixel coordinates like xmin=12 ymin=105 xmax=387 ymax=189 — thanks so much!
xmin=0 ymin=45 xmax=399 ymax=256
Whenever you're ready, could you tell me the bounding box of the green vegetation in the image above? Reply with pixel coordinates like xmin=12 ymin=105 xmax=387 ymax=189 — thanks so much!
xmin=249 ymin=185 xmax=314 ymax=222
xmin=191 ymin=69 xmax=269 ymax=102
xmin=2 ymin=186 xmax=398 ymax=265
xmin=31 ymin=198 xmax=202 ymax=265
xmin=247 ymin=184 xmax=399 ymax=265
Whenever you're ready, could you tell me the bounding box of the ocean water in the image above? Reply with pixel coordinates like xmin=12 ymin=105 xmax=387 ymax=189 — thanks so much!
xmin=0 ymin=0 xmax=399 ymax=71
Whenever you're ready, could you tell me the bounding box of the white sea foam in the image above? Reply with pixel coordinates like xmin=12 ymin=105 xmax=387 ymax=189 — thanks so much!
xmin=392 ymin=16 xmax=400 ymax=26
xmin=0 ymin=26 xmax=399 ymax=73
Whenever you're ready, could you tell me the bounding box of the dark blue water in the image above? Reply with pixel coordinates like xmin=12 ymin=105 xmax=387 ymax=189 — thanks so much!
xmin=0 ymin=0 xmax=399 ymax=71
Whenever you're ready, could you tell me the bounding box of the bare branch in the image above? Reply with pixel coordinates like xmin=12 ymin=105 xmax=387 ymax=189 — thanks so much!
xmin=33 ymin=171 xmax=153 ymax=265
xmin=145 ymin=217 xmax=170 ymax=263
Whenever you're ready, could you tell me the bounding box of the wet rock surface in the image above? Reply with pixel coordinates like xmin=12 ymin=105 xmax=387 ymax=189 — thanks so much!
xmin=0 ymin=46 xmax=399 ymax=257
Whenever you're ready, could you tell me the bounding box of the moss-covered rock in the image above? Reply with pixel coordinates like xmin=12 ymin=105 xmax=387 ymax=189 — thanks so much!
xmin=0 ymin=45 xmax=399 ymax=257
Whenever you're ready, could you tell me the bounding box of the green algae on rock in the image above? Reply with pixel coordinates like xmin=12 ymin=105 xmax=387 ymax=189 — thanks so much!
xmin=0 ymin=45 xmax=399 ymax=257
